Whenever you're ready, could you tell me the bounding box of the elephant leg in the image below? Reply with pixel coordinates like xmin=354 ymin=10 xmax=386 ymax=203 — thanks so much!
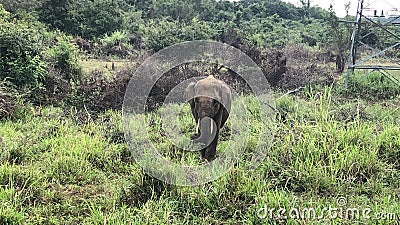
xmin=200 ymin=148 xmax=206 ymax=158
xmin=204 ymin=141 xmax=217 ymax=161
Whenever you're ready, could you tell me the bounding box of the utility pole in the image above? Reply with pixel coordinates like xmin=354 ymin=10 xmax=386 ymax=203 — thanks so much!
xmin=345 ymin=0 xmax=400 ymax=88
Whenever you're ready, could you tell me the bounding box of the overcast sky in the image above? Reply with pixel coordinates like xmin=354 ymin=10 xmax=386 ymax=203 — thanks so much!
xmin=281 ymin=0 xmax=400 ymax=18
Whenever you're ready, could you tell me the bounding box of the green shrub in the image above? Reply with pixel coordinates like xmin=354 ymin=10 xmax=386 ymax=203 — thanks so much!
xmin=46 ymin=34 xmax=82 ymax=82
xmin=139 ymin=18 xmax=216 ymax=51
xmin=98 ymin=31 xmax=135 ymax=57
xmin=0 ymin=13 xmax=47 ymax=87
xmin=38 ymin=0 xmax=125 ymax=39
xmin=0 ymin=4 xmax=10 ymax=18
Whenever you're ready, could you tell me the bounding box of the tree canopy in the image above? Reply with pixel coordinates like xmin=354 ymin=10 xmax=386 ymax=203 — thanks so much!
xmin=0 ymin=0 xmax=334 ymax=48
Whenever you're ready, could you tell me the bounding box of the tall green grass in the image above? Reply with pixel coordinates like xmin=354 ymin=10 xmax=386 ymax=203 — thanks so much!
xmin=0 ymin=86 xmax=399 ymax=224
xmin=336 ymin=71 xmax=400 ymax=101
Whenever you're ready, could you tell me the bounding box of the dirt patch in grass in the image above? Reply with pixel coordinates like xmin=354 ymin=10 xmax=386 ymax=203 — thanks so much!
xmin=54 ymin=184 xmax=113 ymax=202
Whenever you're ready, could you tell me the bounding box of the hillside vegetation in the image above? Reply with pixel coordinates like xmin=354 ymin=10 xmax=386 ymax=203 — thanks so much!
xmin=0 ymin=0 xmax=399 ymax=224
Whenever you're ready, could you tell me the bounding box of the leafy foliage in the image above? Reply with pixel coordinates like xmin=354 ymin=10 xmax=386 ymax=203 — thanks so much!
xmin=33 ymin=0 xmax=335 ymax=50
xmin=0 ymin=3 xmax=9 ymax=18
xmin=38 ymin=0 xmax=125 ymax=39
xmin=98 ymin=31 xmax=135 ymax=57
xmin=46 ymin=34 xmax=82 ymax=82
xmin=139 ymin=17 xmax=216 ymax=51
xmin=0 ymin=0 xmax=42 ymax=13
xmin=0 ymin=8 xmax=47 ymax=87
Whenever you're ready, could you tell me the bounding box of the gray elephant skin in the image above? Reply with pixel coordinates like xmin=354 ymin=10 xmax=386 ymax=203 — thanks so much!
xmin=185 ymin=75 xmax=232 ymax=161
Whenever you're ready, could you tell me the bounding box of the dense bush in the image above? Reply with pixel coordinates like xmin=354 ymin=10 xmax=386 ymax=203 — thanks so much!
xmin=73 ymin=62 xmax=140 ymax=114
xmin=278 ymin=45 xmax=337 ymax=89
xmin=139 ymin=18 xmax=216 ymax=51
xmin=0 ymin=0 xmax=42 ymax=13
xmin=38 ymin=0 xmax=125 ymax=39
xmin=98 ymin=31 xmax=136 ymax=57
xmin=46 ymin=34 xmax=82 ymax=82
xmin=0 ymin=6 xmax=47 ymax=87
xmin=33 ymin=0 xmax=338 ymax=51
xmin=0 ymin=4 xmax=85 ymax=107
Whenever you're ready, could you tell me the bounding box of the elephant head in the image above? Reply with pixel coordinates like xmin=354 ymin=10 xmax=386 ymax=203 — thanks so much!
xmin=184 ymin=75 xmax=232 ymax=161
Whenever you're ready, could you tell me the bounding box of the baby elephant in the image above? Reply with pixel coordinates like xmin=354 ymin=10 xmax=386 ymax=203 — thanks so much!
xmin=185 ymin=75 xmax=232 ymax=161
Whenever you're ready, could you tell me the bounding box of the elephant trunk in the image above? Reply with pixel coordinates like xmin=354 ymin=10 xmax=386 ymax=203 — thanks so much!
xmin=192 ymin=117 xmax=217 ymax=147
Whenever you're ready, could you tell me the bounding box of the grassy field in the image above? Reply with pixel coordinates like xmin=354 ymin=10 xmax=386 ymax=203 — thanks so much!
xmin=355 ymin=60 xmax=400 ymax=81
xmin=0 ymin=71 xmax=399 ymax=224
xmin=80 ymin=59 xmax=130 ymax=75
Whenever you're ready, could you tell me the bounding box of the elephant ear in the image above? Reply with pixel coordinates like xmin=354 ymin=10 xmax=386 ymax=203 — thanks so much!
xmin=219 ymin=82 xmax=232 ymax=128
xmin=184 ymin=81 xmax=199 ymax=121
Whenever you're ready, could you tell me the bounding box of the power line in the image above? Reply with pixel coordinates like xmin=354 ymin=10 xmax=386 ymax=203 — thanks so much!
xmin=345 ymin=0 xmax=400 ymax=88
